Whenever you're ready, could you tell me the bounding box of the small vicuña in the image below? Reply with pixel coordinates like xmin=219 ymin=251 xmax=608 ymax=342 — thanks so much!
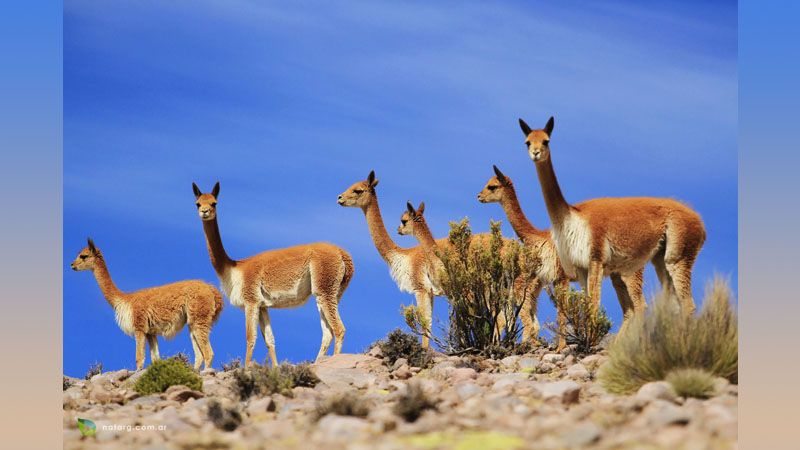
xmin=71 ymin=238 xmax=223 ymax=371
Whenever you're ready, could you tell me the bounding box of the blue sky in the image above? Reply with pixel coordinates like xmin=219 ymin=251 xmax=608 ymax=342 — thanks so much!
xmin=63 ymin=0 xmax=736 ymax=376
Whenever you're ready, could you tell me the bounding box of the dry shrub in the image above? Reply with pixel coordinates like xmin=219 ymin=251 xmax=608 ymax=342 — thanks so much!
xmin=375 ymin=329 xmax=434 ymax=369
xmin=598 ymin=276 xmax=738 ymax=394
xmin=404 ymin=219 xmax=537 ymax=356
xmin=207 ymin=399 xmax=242 ymax=431
xmin=222 ymin=357 xmax=242 ymax=372
xmin=544 ymin=287 xmax=611 ymax=354
xmin=666 ymin=368 xmax=716 ymax=399
xmin=394 ymin=382 xmax=438 ymax=422
xmin=84 ymin=362 xmax=103 ymax=380
xmin=315 ymin=392 xmax=371 ymax=420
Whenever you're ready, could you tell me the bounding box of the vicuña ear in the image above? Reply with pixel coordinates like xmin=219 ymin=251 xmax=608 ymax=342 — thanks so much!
xmin=192 ymin=182 xmax=202 ymax=199
xmin=87 ymin=237 xmax=97 ymax=253
xmin=543 ymin=116 xmax=554 ymax=137
xmin=417 ymin=202 xmax=425 ymax=216
xmin=367 ymin=170 xmax=379 ymax=188
xmin=493 ymin=165 xmax=508 ymax=184
xmin=406 ymin=201 xmax=415 ymax=215
xmin=211 ymin=181 xmax=220 ymax=198
xmin=519 ymin=118 xmax=532 ymax=136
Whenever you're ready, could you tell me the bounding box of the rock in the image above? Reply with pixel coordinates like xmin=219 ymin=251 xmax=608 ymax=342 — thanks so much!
xmin=449 ymin=367 xmax=478 ymax=383
xmin=390 ymin=358 xmax=408 ymax=371
xmin=517 ymin=357 xmax=540 ymax=371
xmin=564 ymin=355 xmax=575 ymax=366
xmin=392 ymin=365 xmax=412 ymax=380
xmin=313 ymin=353 xmax=377 ymax=370
xmin=314 ymin=367 xmax=377 ymax=390
xmin=562 ymin=421 xmax=602 ymax=447
xmin=542 ymin=354 xmax=564 ymax=364
xmin=645 ymin=400 xmax=691 ymax=427
xmin=713 ymin=377 xmax=731 ymax=396
xmin=566 ymin=363 xmax=590 ymax=380
xmin=164 ymin=385 xmax=205 ymax=403
xmin=636 ymin=381 xmax=677 ymax=403
xmin=500 ymin=355 xmax=520 ymax=368
xmin=538 ymin=362 xmax=556 ymax=374
xmin=88 ymin=382 xmax=124 ymax=404
xmin=580 ymin=354 xmax=605 ymax=369
xmin=367 ymin=345 xmax=383 ymax=358
xmin=454 ymin=382 xmax=483 ymax=400
xmin=314 ymin=415 xmax=373 ymax=442
xmin=491 ymin=373 xmax=530 ymax=391
xmin=534 ymin=380 xmax=581 ymax=405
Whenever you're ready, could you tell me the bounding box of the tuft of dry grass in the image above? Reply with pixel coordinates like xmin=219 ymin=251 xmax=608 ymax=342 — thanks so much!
xmin=315 ymin=392 xmax=371 ymax=420
xmin=598 ymin=276 xmax=738 ymax=394
xmin=375 ymin=329 xmax=434 ymax=369
xmin=84 ymin=361 xmax=103 ymax=380
xmin=666 ymin=368 xmax=716 ymax=399
xmin=394 ymin=382 xmax=438 ymax=422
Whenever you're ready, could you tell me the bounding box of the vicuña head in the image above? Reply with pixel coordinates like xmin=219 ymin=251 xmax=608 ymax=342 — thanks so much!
xmin=337 ymin=170 xmax=379 ymax=208
xmin=397 ymin=201 xmax=425 ymax=236
xmin=70 ymin=238 xmax=100 ymax=271
xmin=519 ymin=116 xmax=554 ymax=162
xmin=477 ymin=165 xmax=514 ymax=204
xmin=192 ymin=181 xmax=220 ymax=221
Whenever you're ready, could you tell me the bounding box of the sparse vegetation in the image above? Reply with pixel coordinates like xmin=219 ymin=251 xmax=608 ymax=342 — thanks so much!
xmin=84 ymin=361 xmax=103 ymax=380
xmin=133 ymin=358 xmax=203 ymax=395
xmin=207 ymin=399 xmax=242 ymax=431
xmin=404 ymin=219 xmax=536 ymax=357
xmin=232 ymin=362 xmax=318 ymax=400
xmin=315 ymin=392 xmax=371 ymax=420
xmin=375 ymin=329 xmax=434 ymax=369
xmin=170 ymin=352 xmax=191 ymax=367
xmin=598 ymin=276 xmax=738 ymax=394
xmin=394 ymin=382 xmax=438 ymax=422
xmin=63 ymin=376 xmax=74 ymax=391
xmin=666 ymin=368 xmax=717 ymax=399
xmin=544 ymin=287 xmax=611 ymax=354
xmin=222 ymin=357 xmax=242 ymax=372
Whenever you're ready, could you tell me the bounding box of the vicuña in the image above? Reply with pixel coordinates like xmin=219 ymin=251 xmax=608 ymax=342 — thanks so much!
xmin=193 ymin=182 xmax=354 ymax=367
xmin=71 ymin=238 xmax=223 ymax=371
xmin=519 ymin=116 xmax=706 ymax=314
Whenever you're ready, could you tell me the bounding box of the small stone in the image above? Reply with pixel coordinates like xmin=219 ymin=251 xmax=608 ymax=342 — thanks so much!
xmin=566 ymin=363 xmax=590 ymax=380
xmin=517 ymin=357 xmax=540 ymax=371
xmin=538 ymin=362 xmax=556 ymax=374
xmin=535 ymin=380 xmax=581 ymax=405
xmin=713 ymin=377 xmax=731 ymax=396
xmin=245 ymin=397 xmax=275 ymax=416
xmin=391 ymin=358 xmax=408 ymax=371
xmin=392 ymin=365 xmax=412 ymax=380
xmin=562 ymin=421 xmax=602 ymax=447
xmin=454 ymin=382 xmax=483 ymax=400
xmin=542 ymin=354 xmax=564 ymax=364
xmin=500 ymin=355 xmax=520 ymax=368
xmin=580 ymin=354 xmax=605 ymax=369
xmin=367 ymin=346 xmax=383 ymax=358
xmin=164 ymin=385 xmax=205 ymax=403
xmin=564 ymin=354 xmax=575 ymax=366
xmin=314 ymin=415 xmax=373 ymax=441
xmin=646 ymin=400 xmax=691 ymax=427
xmin=636 ymin=381 xmax=677 ymax=403
xmin=449 ymin=367 xmax=478 ymax=383
xmin=491 ymin=373 xmax=530 ymax=391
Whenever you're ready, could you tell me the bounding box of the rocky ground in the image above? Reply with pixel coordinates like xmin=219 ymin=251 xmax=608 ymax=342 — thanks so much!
xmin=63 ymin=346 xmax=737 ymax=450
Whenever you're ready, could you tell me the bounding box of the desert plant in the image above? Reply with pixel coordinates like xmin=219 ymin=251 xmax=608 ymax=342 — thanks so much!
xmin=222 ymin=357 xmax=242 ymax=372
xmin=666 ymin=368 xmax=716 ymax=399
xmin=63 ymin=376 xmax=74 ymax=391
xmin=315 ymin=391 xmax=371 ymax=420
xmin=232 ymin=364 xmax=294 ymax=399
xmin=404 ymin=219 xmax=536 ymax=356
xmin=84 ymin=362 xmax=103 ymax=380
xmin=170 ymin=352 xmax=192 ymax=367
xmin=133 ymin=358 xmax=203 ymax=395
xmin=207 ymin=399 xmax=242 ymax=431
xmin=394 ymin=382 xmax=438 ymax=422
xmin=544 ymin=287 xmax=611 ymax=354
xmin=598 ymin=276 xmax=738 ymax=394
xmin=375 ymin=329 xmax=434 ymax=369
xmin=279 ymin=362 xmax=320 ymax=388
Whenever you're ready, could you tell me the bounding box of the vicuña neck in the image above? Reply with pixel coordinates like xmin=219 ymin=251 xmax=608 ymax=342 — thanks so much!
xmin=499 ymin=184 xmax=542 ymax=243
xmin=362 ymin=195 xmax=401 ymax=261
xmin=535 ymin=156 xmax=572 ymax=224
xmin=413 ymin=217 xmax=437 ymax=249
xmin=91 ymin=255 xmax=123 ymax=308
xmin=202 ymin=218 xmax=236 ymax=275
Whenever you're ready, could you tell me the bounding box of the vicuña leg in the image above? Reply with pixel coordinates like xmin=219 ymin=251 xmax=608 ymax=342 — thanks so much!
xmin=135 ymin=331 xmax=146 ymax=371
xmin=665 ymin=259 xmax=697 ymax=314
xmin=622 ymin=268 xmax=646 ymax=314
xmin=587 ymin=259 xmax=604 ymax=312
xmin=146 ymin=334 xmax=160 ymax=363
xmin=318 ymin=295 xmax=345 ymax=356
xmin=258 ymin=305 xmax=278 ymax=367
xmin=316 ymin=302 xmax=334 ymax=360
xmin=610 ymin=273 xmax=635 ymax=322
xmin=243 ymin=303 xmax=259 ymax=367
xmin=554 ymin=277 xmax=570 ymax=352
xmin=192 ymin=327 xmax=214 ymax=370
xmin=517 ymin=276 xmax=542 ymax=344
xmin=415 ymin=291 xmax=433 ymax=348
xmin=190 ymin=331 xmax=204 ymax=370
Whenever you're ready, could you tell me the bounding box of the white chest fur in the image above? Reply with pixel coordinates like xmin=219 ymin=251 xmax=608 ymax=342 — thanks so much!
xmin=220 ymin=267 xmax=247 ymax=308
xmin=388 ymin=253 xmax=417 ymax=294
xmin=114 ymin=301 xmax=135 ymax=336
xmin=552 ymin=213 xmax=592 ymax=273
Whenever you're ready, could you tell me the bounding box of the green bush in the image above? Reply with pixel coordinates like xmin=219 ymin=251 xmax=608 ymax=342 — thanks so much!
xmin=315 ymin=391 xmax=371 ymax=420
xmin=394 ymin=382 xmax=438 ymax=422
xmin=84 ymin=362 xmax=103 ymax=380
xmin=375 ymin=329 xmax=434 ymax=369
xmin=544 ymin=287 xmax=611 ymax=354
xmin=598 ymin=276 xmax=738 ymax=394
xmin=666 ymin=368 xmax=716 ymax=399
xmin=133 ymin=359 xmax=203 ymax=395
xmin=404 ymin=219 xmax=536 ymax=356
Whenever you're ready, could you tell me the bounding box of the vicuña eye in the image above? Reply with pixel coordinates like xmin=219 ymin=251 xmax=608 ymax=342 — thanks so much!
xmin=211 ymin=202 xmax=217 ymax=207
xmin=543 ymin=140 xmax=550 ymax=146
xmin=401 ymin=220 xmax=408 ymax=225
xmin=353 ymin=189 xmax=364 ymax=194
xmin=488 ymin=186 xmax=497 ymax=191
xmin=195 ymin=203 xmax=201 ymax=208
xmin=80 ymin=255 xmax=88 ymax=260
xmin=525 ymin=141 xmax=531 ymax=147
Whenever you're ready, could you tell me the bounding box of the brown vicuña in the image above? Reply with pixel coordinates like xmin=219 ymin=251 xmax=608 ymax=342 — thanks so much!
xmin=397 ymin=201 xmax=542 ymax=344
xmin=193 ymin=182 xmax=354 ymax=367
xmin=519 ymin=116 xmax=706 ymax=314
xmin=71 ymin=238 xmax=223 ymax=371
